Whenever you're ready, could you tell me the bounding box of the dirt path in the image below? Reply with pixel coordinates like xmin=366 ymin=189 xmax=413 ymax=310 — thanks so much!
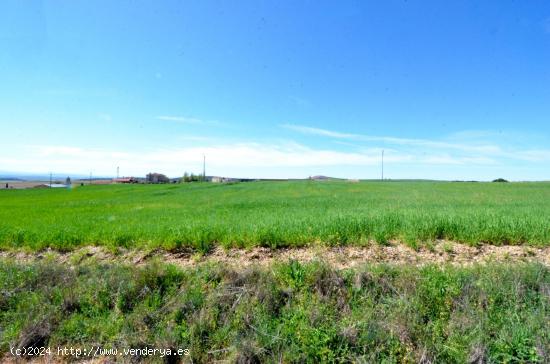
xmin=1 ymin=241 xmax=549 ymax=269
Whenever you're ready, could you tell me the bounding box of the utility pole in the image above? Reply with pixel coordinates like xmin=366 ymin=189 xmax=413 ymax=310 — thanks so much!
xmin=49 ymin=172 xmax=52 ymax=188
xmin=381 ymin=150 xmax=384 ymax=181
xmin=117 ymin=166 xmax=119 ymax=179
xmin=203 ymin=154 xmax=206 ymax=182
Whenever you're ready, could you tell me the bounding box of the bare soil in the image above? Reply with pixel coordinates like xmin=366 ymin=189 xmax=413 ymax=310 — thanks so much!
xmin=1 ymin=241 xmax=549 ymax=269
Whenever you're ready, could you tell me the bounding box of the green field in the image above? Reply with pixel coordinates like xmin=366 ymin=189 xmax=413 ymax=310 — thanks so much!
xmin=2 ymin=181 xmax=550 ymax=363
xmin=1 ymin=259 xmax=549 ymax=362
xmin=1 ymin=181 xmax=549 ymax=251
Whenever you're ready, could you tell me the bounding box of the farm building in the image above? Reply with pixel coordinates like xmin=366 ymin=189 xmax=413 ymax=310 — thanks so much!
xmin=112 ymin=177 xmax=138 ymax=184
xmin=33 ymin=183 xmax=68 ymax=188
xmin=209 ymin=176 xmax=257 ymax=183
xmin=210 ymin=176 xmax=227 ymax=183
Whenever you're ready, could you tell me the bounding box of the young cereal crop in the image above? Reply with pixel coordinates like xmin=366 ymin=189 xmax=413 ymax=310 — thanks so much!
xmin=0 ymin=181 xmax=549 ymax=251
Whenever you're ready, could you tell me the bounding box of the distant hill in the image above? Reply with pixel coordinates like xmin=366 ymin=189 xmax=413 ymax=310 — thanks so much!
xmin=0 ymin=171 xmax=108 ymax=181
xmin=0 ymin=177 xmax=25 ymax=181
xmin=309 ymin=175 xmax=344 ymax=181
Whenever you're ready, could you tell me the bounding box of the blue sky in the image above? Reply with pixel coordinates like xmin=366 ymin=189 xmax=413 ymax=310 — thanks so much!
xmin=1 ymin=0 xmax=549 ymax=180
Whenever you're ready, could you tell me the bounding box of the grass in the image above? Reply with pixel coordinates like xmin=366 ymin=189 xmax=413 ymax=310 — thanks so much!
xmin=1 ymin=181 xmax=549 ymax=251
xmin=1 ymin=259 xmax=549 ymax=363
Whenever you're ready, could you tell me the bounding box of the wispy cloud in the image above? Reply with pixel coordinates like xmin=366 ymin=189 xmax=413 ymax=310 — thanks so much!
xmin=156 ymin=115 xmax=204 ymax=124
xmin=280 ymin=124 xmax=502 ymax=154
xmin=446 ymin=130 xmax=503 ymax=140
xmin=281 ymin=124 xmax=357 ymax=139
xmin=513 ymin=149 xmax=550 ymax=162
xmin=156 ymin=115 xmax=224 ymax=126
xmin=176 ymin=135 xmax=213 ymax=142
xmin=280 ymin=123 xmax=550 ymax=163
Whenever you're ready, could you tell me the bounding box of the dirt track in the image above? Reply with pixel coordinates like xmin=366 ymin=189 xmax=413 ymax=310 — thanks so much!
xmin=1 ymin=241 xmax=549 ymax=269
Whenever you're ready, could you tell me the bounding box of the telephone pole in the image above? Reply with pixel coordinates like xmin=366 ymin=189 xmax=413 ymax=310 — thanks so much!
xmin=381 ymin=150 xmax=384 ymax=181
xmin=117 ymin=166 xmax=119 ymax=179
xmin=49 ymin=172 xmax=52 ymax=188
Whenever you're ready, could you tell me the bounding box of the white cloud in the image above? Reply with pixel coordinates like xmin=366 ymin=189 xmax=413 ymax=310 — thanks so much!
xmin=513 ymin=149 xmax=550 ymax=162
xmin=446 ymin=130 xmax=503 ymax=140
xmin=3 ymin=141 xmax=490 ymax=178
xmin=281 ymin=124 xmax=359 ymax=139
xmin=280 ymin=123 xmax=550 ymax=161
xmin=175 ymin=135 xmax=213 ymax=142
xmin=156 ymin=115 xmax=223 ymax=126
xmin=281 ymin=123 xmax=503 ymax=154
xmin=419 ymin=155 xmax=496 ymax=165
xmin=156 ymin=115 xmax=204 ymax=124
xmin=2 ymin=126 xmax=548 ymax=180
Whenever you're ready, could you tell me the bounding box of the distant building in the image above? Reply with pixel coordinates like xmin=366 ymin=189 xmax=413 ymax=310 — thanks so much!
xmin=34 ymin=183 xmax=67 ymax=188
xmin=113 ymin=177 xmax=138 ymax=184
xmin=209 ymin=176 xmax=255 ymax=183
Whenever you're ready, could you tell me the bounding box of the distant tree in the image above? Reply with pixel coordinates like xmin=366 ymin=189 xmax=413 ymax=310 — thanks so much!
xmin=492 ymin=178 xmax=509 ymax=183
xmin=146 ymin=173 xmax=170 ymax=184
xmin=65 ymin=176 xmax=71 ymax=185
xmin=180 ymin=172 xmax=203 ymax=182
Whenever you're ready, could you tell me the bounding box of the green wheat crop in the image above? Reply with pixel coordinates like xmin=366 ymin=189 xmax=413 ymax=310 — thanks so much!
xmin=0 ymin=181 xmax=549 ymax=251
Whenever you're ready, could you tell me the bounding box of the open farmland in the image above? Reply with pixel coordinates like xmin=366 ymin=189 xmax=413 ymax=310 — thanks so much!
xmin=0 ymin=181 xmax=549 ymax=251
xmin=2 ymin=181 xmax=550 ymax=362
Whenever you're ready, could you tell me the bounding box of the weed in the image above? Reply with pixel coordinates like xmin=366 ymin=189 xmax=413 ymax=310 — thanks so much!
xmin=1 ymin=259 xmax=548 ymax=362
